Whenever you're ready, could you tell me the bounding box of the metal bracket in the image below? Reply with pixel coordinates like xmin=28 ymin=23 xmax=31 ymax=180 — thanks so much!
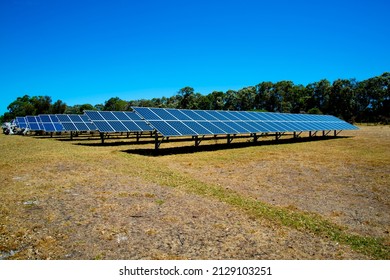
xmin=275 ymin=132 xmax=284 ymax=141
xmin=294 ymin=131 xmax=303 ymax=138
xmin=227 ymin=134 xmax=235 ymax=144
xmin=154 ymin=131 xmax=164 ymax=150
xmin=252 ymin=133 xmax=261 ymax=142
xmin=323 ymin=130 xmax=331 ymax=137
xmin=194 ymin=135 xmax=204 ymax=147
xmin=334 ymin=130 xmax=342 ymax=136
xmin=100 ymin=132 xmax=105 ymax=144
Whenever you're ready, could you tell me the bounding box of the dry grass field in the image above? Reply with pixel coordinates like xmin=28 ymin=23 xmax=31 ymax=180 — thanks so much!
xmin=0 ymin=125 xmax=389 ymax=259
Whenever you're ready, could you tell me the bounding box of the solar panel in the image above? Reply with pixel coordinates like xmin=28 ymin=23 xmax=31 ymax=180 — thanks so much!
xmin=132 ymin=107 xmax=359 ymax=137
xmin=15 ymin=117 xmax=28 ymax=129
xmin=84 ymin=111 xmax=153 ymax=133
xmin=25 ymin=116 xmax=44 ymax=131
xmin=39 ymin=114 xmax=65 ymax=132
xmin=56 ymin=114 xmax=97 ymax=131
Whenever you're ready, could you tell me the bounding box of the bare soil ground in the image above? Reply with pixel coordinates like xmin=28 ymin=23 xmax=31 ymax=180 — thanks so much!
xmin=0 ymin=125 xmax=388 ymax=259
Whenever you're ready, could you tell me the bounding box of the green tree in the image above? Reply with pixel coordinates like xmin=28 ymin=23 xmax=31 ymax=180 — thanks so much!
xmin=65 ymin=105 xmax=82 ymax=114
xmin=307 ymin=107 xmax=322 ymax=114
xmin=196 ymin=94 xmax=211 ymax=110
xmin=255 ymin=82 xmax=273 ymax=111
xmin=329 ymin=79 xmax=358 ymax=121
xmin=51 ymin=100 xmax=67 ymax=114
xmin=104 ymin=97 xmax=129 ymax=111
xmin=80 ymin=104 xmax=96 ymax=112
xmin=362 ymin=73 xmax=390 ymax=122
xmin=306 ymin=79 xmax=331 ymax=113
xmin=7 ymin=95 xmax=35 ymax=117
xmin=208 ymin=91 xmax=225 ymax=110
xmin=236 ymin=87 xmax=256 ymax=111
xmin=94 ymin=104 xmax=104 ymax=111
xmin=177 ymin=86 xmax=195 ymax=109
xmin=31 ymin=96 xmax=52 ymax=114
xmin=223 ymin=90 xmax=238 ymax=110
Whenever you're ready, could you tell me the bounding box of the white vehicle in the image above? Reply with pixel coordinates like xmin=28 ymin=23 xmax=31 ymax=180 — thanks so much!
xmin=2 ymin=121 xmax=29 ymax=135
xmin=2 ymin=122 xmax=15 ymax=135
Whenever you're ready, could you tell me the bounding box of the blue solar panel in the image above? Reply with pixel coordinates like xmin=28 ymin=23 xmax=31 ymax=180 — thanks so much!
xmin=131 ymin=107 xmax=161 ymax=120
xmin=206 ymin=110 xmax=229 ymax=120
xmin=166 ymin=121 xmax=197 ymax=135
xmin=150 ymin=108 xmax=177 ymax=120
xmin=62 ymin=123 xmax=77 ymax=131
xmin=112 ymin=112 xmax=128 ymax=121
xmin=93 ymin=121 xmax=113 ymax=132
xmin=224 ymin=121 xmax=250 ymax=133
xmin=236 ymin=121 xmax=260 ymax=132
xmin=124 ymin=111 xmax=143 ymax=121
xmin=194 ymin=110 xmax=218 ymax=120
xmin=15 ymin=117 xmax=28 ymax=129
xmin=197 ymin=121 xmax=227 ymax=134
xmin=148 ymin=121 xmax=181 ymax=136
xmin=84 ymin=111 xmax=153 ymax=133
xmin=223 ymin=111 xmax=241 ymax=121
xmin=40 ymin=115 xmax=51 ymax=122
xmin=235 ymin=111 xmax=252 ymax=121
xmin=167 ymin=109 xmax=192 ymax=120
xmin=183 ymin=122 xmax=213 ymax=135
xmin=99 ymin=111 xmax=117 ymax=121
xmin=110 ymin=121 xmax=127 ymax=131
xmin=122 ymin=121 xmax=142 ymax=131
xmin=134 ymin=120 xmax=153 ymax=131
xmin=26 ymin=116 xmax=44 ymax=131
xmin=181 ymin=110 xmax=206 ymax=121
xmin=211 ymin=122 xmax=239 ymax=134
xmin=56 ymin=114 xmax=96 ymax=132
xmin=248 ymin=122 xmax=272 ymax=132
xmin=83 ymin=111 xmax=104 ymax=121
xmin=39 ymin=114 xmax=65 ymax=132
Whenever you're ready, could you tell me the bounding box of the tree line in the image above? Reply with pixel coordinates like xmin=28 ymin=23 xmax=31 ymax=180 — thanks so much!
xmin=2 ymin=72 xmax=389 ymax=124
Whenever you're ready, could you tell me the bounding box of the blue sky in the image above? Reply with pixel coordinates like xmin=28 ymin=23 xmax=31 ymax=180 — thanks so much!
xmin=1 ymin=0 xmax=389 ymax=115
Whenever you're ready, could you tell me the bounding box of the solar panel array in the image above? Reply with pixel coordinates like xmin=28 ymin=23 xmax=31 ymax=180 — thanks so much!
xmin=11 ymin=108 xmax=358 ymax=151
xmin=39 ymin=114 xmax=65 ymax=132
xmin=84 ymin=111 xmax=152 ymax=133
xmin=132 ymin=107 xmax=358 ymax=137
xmin=56 ymin=114 xmax=97 ymax=132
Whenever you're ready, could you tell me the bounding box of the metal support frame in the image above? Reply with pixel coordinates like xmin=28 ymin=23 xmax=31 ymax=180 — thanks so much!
xmin=334 ymin=130 xmax=342 ymax=136
xmin=194 ymin=135 xmax=204 ymax=147
xmin=252 ymin=133 xmax=261 ymax=143
xmin=309 ymin=131 xmax=318 ymax=137
xmin=293 ymin=131 xmax=302 ymax=138
xmin=227 ymin=134 xmax=235 ymax=144
xmin=100 ymin=132 xmax=105 ymax=144
xmin=323 ymin=130 xmax=331 ymax=137
xmin=275 ymin=132 xmax=284 ymax=141
xmin=136 ymin=132 xmax=140 ymax=142
xmin=154 ymin=131 xmax=164 ymax=151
